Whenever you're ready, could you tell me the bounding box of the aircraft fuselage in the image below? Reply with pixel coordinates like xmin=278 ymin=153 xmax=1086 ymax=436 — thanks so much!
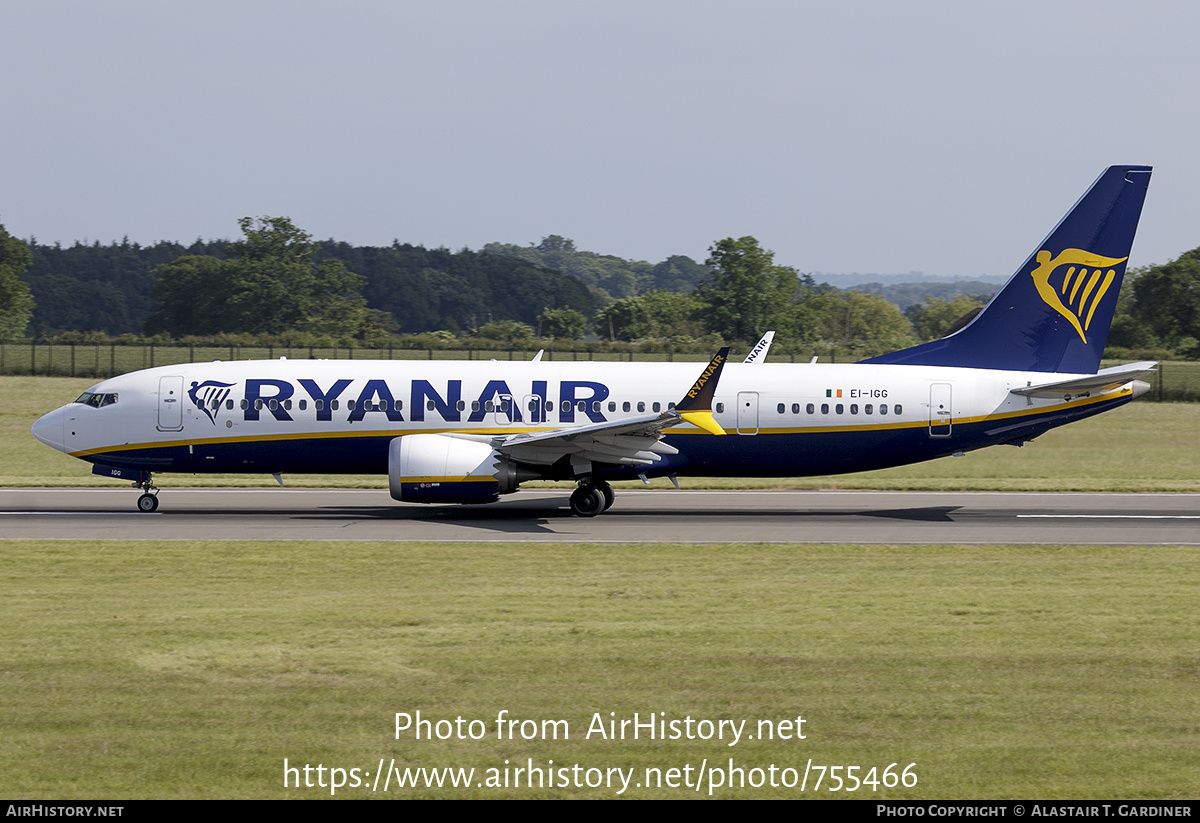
xmin=33 ymin=358 xmax=1141 ymax=481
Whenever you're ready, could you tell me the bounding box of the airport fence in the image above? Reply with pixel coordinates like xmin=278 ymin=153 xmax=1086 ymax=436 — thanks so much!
xmin=2 ymin=342 xmax=1198 ymax=402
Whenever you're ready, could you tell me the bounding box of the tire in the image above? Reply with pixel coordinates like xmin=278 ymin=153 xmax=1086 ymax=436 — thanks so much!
xmin=569 ymin=485 xmax=605 ymax=517
xmin=137 ymin=493 xmax=159 ymax=513
xmin=595 ymin=481 xmax=615 ymax=511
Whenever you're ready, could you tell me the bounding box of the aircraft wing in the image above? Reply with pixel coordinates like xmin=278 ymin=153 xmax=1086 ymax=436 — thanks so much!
xmin=488 ymin=347 xmax=730 ymax=472
xmin=495 ymin=410 xmax=683 ymax=467
xmin=1009 ymin=361 xmax=1158 ymax=398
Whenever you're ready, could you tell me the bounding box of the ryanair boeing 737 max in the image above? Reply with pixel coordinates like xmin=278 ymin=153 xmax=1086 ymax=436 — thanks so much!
xmin=32 ymin=166 xmax=1156 ymax=516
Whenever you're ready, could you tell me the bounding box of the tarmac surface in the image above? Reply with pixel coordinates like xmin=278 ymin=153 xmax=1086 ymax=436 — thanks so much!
xmin=3 ymin=487 xmax=1200 ymax=544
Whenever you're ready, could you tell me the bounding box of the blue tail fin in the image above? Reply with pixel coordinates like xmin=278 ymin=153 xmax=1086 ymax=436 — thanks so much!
xmin=863 ymin=165 xmax=1152 ymax=373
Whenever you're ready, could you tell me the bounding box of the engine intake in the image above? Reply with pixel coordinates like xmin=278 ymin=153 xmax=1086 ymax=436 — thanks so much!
xmin=389 ymin=434 xmax=536 ymax=504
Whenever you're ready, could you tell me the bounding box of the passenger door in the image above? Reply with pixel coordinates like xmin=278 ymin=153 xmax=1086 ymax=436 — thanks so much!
xmin=157 ymin=375 xmax=185 ymax=432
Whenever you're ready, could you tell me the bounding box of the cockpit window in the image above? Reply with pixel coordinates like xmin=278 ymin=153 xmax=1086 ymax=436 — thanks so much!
xmin=74 ymin=392 xmax=118 ymax=408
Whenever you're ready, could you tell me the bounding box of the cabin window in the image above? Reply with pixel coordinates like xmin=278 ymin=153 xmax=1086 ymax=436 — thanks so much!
xmin=331 ymin=400 xmax=339 ymax=411
xmin=894 ymin=404 xmax=902 ymax=415
xmin=427 ymin=400 xmax=436 ymax=411
xmin=347 ymin=399 xmax=356 ymax=411
xmin=879 ymin=404 xmax=887 ymax=415
xmin=284 ymin=399 xmax=292 ymax=410
xmin=792 ymin=403 xmax=800 ymax=414
xmin=456 ymin=400 xmax=465 ymax=411
xmin=561 ymin=400 xmax=571 ymax=413
xmin=315 ymin=399 xmax=324 ymax=411
xmin=501 ymin=399 xmax=511 ymax=412
xmin=254 ymin=399 xmax=263 ymax=410
xmin=623 ymin=401 xmax=631 ymax=412
xmin=716 ymin=402 xmax=724 ymax=413
xmin=652 ymin=402 xmax=661 ymax=412
xmin=821 ymin=403 xmax=829 ymax=414
xmin=637 ymin=401 xmax=646 ymax=412
xmin=865 ymin=404 xmax=873 ymax=415
xmin=836 ymin=404 xmax=844 ymax=414
xmin=226 ymin=399 xmax=234 ymax=410
xmin=299 ymin=400 xmax=307 ymax=411
xmin=667 ymin=402 xmax=675 ymax=410
xmin=850 ymin=404 xmax=858 ymax=414
xmin=592 ymin=401 xmax=600 ymax=413
xmin=485 ymin=400 xmax=494 ymax=412
xmin=608 ymin=401 xmax=616 ymax=412
xmin=577 ymin=401 xmax=586 ymax=412
xmin=777 ymin=403 xmax=785 ymax=414
xmin=471 ymin=401 xmax=480 ymax=411
xmin=268 ymin=399 xmax=278 ymax=411
xmin=806 ymin=403 xmax=814 ymax=414
xmin=240 ymin=399 xmax=248 ymax=410
xmin=528 ymin=399 xmax=538 ymax=412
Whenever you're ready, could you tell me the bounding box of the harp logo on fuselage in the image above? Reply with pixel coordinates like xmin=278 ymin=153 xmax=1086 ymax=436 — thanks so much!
xmin=188 ymin=380 xmax=235 ymax=425
xmin=1030 ymin=248 xmax=1127 ymax=344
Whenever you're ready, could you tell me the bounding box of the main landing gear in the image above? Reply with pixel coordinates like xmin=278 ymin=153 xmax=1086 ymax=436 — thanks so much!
xmin=134 ymin=474 xmax=159 ymax=513
xmin=569 ymin=479 xmax=615 ymax=517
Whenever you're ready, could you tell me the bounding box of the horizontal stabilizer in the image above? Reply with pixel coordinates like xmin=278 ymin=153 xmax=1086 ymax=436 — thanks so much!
xmin=1010 ymin=361 xmax=1157 ymax=398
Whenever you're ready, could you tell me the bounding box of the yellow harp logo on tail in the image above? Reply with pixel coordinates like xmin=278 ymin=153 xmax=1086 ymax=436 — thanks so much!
xmin=1030 ymin=249 xmax=1127 ymax=344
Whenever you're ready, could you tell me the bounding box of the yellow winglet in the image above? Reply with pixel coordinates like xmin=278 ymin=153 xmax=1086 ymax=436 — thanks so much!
xmin=673 ymin=347 xmax=730 ymax=435
xmin=679 ymin=410 xmax=726 ymax=436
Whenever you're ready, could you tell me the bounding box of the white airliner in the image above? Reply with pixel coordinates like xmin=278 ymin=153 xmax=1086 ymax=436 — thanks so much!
xmin=32 ymin=166 xmax=1156 ymax=516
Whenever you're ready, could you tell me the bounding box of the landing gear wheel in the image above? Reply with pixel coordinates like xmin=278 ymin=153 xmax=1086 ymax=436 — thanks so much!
xmin=594 ymin=480 xmax=615 ymax=511
xmin=569 ymin=485 xmax=605 ymax=517
xmin=137 ymin=493 xmax=159 ymax=513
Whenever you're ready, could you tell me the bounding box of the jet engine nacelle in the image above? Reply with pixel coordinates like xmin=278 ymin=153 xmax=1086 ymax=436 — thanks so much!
xmin=389 ymin=433 xmax=532 ymax=504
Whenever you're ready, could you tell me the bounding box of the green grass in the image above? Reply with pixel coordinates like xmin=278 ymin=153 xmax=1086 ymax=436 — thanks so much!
xmin=5 ymin=376 xmax=1199 ymax=491
xmin=1 ymin=540 xmax=1197 ymax=799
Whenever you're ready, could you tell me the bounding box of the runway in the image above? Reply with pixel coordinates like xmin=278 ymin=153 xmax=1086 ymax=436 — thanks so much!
xmin=3 ymin=487 xmax=1200 ymax=544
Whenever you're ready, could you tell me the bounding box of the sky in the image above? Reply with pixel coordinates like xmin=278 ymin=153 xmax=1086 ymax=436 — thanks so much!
xmin=3 ymin=0 xmax=1198 ymax=279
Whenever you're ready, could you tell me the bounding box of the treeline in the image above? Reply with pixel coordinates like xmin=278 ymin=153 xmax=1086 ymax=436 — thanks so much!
xmin=848 ymin=280 xmax=1003 ymax=312
xmin=3 ymin=219 xmax=1199 ymax=361
xmin=17 ymin=235 xmax=227 ymax=335
xmin=4 ymin=219 xmax=981 ymax=354
xmin=15 ymin=228 xmax=706 ymax=339
xmin=482 ymin=235 xmax=709 ymax=299
xmin=15 ymin=227 xmax=606 ymax=339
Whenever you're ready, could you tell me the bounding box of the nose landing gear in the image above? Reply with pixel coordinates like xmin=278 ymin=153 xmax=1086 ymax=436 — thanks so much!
xmin=133 ymin=475 xmax=160 ymax=513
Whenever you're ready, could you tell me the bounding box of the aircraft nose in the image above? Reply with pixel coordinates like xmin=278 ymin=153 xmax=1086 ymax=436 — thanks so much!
xmin=31 ymin=407 xmax=67 ymax=453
